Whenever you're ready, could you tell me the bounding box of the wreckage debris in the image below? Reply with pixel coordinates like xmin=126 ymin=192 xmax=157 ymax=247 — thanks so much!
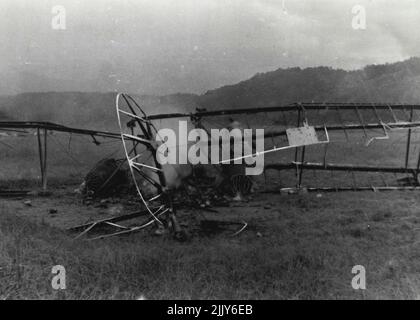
xmin=199 ymin=219 xmax=248 ymax=237
xmin=81 ymin=158 xmax=129 ymax=197
xmin=0 ymin=190 xmax=30 ymax=198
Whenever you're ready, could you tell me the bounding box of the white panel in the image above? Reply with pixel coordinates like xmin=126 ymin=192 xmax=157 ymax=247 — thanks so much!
xmin=286 ymin=125 xmax=319 ymax=146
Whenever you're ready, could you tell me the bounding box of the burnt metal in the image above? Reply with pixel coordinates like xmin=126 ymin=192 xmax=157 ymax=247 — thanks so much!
xmin=144 ymin=103 xmax=420 ymax=121
xmin=265 ymin=161 xmax=420 ymax=175
xmin=0 ymin=121 xmax=121 ymax=191
xmin=0 ymin=121 xmax=120 ymax=139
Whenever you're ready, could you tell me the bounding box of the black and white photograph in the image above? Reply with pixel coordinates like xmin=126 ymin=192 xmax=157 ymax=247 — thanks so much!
xmin=0 ymin=0 xmax=419 ymax=304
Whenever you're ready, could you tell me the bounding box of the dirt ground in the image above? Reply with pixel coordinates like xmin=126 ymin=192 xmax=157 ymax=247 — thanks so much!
xmin=3 ymin=184 xmax=420 ymax=239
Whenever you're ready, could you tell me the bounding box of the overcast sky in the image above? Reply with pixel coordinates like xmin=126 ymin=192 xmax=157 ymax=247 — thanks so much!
xmin=1 ymin=0 xmax=419 ymax=95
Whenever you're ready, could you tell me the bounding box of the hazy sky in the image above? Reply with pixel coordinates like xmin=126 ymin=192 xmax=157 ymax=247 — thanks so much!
xmin=1 ymin=0 xmax=420 ymax=95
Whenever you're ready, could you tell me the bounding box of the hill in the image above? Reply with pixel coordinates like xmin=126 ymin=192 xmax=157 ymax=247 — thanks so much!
xmin=198 ymin=57 xmax=420 ymax=109
xmin=0 ymin=92 xmax=198 ymax=131
xmin=1 ymin=57 xmax=420 ymax=129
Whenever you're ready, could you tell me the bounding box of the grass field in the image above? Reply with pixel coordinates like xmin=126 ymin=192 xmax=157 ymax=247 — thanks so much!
xmin=1 ymin=129 xmax=420 ymax=299
xmin=0 ymin=189 xmax=419 ymax=299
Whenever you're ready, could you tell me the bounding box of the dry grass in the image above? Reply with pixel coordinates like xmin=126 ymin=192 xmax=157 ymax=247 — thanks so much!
xmin=0 ymin=190 xmax=419 ymax=300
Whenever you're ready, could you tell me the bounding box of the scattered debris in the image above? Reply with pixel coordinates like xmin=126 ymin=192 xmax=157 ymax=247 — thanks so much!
xmin=82 ymin=158 xmax=129 ymax=197
xmin=154 ymin=224 xmax=167 ymax=236
xmin=231 ymin=221 xmax=248 ymax=237
xmin=74 ymin=182 xmax=85 ymax=195
xmin=199 ymin=219 xmax=248 ymax=237
xmin=228 ymin=175 xmax=253 ymax=201
xmin=232 ymin=194 xmax=242 ymax=202
xmin=106 ymin=204 xmax=124 ymax=216
xmin=299 ymin=187 xmax=309 ymax=194
xmin=95 ymin=199 xmax=111 ymax=209
xmin=0 ymin=190 xmax=30 ymax=198
xmin=23 ymin=200 xmax=32 ymax=206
